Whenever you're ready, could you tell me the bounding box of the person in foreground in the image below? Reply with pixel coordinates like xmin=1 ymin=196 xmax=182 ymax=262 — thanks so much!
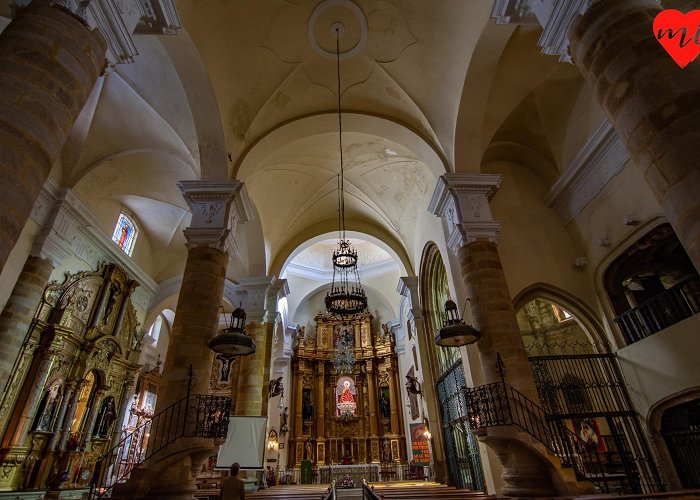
xmin=220 ymin=462 xmax=246 ymax=500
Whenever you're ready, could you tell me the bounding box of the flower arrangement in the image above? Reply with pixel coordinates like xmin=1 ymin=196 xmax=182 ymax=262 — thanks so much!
xmin=341 ymin=474 xmax=355 ymax=488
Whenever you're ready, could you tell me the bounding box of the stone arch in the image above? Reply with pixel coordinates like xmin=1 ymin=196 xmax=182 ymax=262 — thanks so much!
xmin=647 ymin=387 xmax=700 ymax=490
xmin=512 ymin=282 xmax=609 ymax=349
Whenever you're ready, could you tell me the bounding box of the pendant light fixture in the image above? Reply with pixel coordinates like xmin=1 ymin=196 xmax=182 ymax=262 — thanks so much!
xmin=325 ymin=25 xmax=367 ymax=318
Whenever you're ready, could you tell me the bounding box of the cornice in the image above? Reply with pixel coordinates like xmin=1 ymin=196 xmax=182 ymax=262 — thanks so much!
xmin=544 ymin=119 xmax=629 ymax=224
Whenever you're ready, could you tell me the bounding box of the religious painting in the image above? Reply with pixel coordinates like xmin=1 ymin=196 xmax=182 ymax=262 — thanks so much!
xmin=336 ymin=376 xmax=357 ymax=417
xmin=572 ymin=417 xmax=606 ymax=453
xmin=409 ymin=423 xmax=431 ymax=466
xmin=333 ymin=324 xmax=354 ymax=345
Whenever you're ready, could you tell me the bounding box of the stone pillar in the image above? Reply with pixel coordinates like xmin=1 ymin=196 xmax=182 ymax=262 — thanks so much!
xmin=233 ymin=276 xmax=276 ymax=416
xmin=128 ymin=181 xmax=248 ymax=499
xmin=568 ymin=0 xmax=700 ymax=273
xmin=429 ymin=173 xmax=537 ymax=399
xmin=157 ymin=180 xmax=249 ymax=412
xmin=430 ymin=174 xmax=559 ymax=497
xmin=0 ymin=256 xmax=54 ymax=396
xmin=0 ymin=2 xmax=106 ymax=272
xmin=235 ymin=320 xmax=267 ymax=415
xmin=397 ymin=277 xmax=447 ymax=481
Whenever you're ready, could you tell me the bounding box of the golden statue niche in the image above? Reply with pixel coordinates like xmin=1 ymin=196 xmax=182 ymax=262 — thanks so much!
xmin=289 ymin=312 xmax=405 ymax=468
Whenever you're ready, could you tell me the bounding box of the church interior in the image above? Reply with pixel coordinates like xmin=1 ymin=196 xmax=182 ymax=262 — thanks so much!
xmin=0 ymin=0 xmax=699 ymax=499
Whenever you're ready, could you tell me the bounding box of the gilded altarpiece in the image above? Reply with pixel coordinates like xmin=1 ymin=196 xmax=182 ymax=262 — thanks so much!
xmin=0 ymin=264 xmax=142 ymax=492
xmin=288 ymin=313 xmax=405 ymax=467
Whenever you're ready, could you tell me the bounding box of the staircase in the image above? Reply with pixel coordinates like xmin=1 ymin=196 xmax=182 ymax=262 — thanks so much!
xmin=88 ymin=393 xmax=230 ymax=499
xmin=463 ymin=380 xmax=650 ymax=495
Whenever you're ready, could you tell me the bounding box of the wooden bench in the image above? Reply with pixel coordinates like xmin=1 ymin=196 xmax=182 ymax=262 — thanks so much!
xmin=248 ymin=484 xmax=331 ymax=500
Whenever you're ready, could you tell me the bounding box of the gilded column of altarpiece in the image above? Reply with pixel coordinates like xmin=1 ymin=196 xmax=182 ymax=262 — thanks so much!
xmin=288 ymin=312 xmax=405 ymax=468
xmin=0 ymin=263 xmax=142 ymax=492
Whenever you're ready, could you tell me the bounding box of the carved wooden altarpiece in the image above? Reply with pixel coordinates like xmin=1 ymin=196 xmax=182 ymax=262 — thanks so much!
xmin=288 ymin=312 xmax=405 ymax=467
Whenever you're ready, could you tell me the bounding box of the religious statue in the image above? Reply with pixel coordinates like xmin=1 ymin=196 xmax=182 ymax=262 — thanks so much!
xmin=337 ymin=380 xmax=357 ymax=417
xmin=103 ymin=281 xmax=122 ymax=324
xmin=36 ymin=385 xmax=60 ymax=431
xmin=378 ymin=393 xmax=391 ymax=420
xmin=94 ymin=398 xmax=116 ymax=438
xmin=269 ymin=376 xmax=284 ymax=398
xmin=405 ymin=373 xmax=422 ymax=395
xmin=280 ymin=406 xmax=289 ymax=434
xmin=302 ymin=391 xmax=313 ymax=421
xmin=304 ymin=439 xmax=313 ymax=461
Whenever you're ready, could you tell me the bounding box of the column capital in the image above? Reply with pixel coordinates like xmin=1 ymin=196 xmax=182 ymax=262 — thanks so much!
xmin=179 ymin=180 xmax=252 ymax=252
xmin=32 ymin=0 xmax=183 ymax=64
xmin=224 ymin=275 xmax=274 ymax=323
xmin=491 ymin=0 xmax=594 ymax=62
xmin=429 ymin=173 xmax=503 ymax=251
xmin=397 ymin=276 xmax=422 ymax=321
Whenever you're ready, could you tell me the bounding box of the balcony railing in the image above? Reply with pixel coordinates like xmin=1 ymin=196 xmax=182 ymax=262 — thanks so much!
xmin=615 ymin=276 xmax=700 ymax=345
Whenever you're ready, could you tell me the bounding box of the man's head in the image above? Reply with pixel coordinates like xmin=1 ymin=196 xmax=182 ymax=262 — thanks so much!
xmin=230 ymin=462 xmax=240 ymax=476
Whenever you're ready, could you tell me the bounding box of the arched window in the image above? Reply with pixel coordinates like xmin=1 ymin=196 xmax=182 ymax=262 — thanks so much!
xmin=425 ymin=250 xmax=460 ymax=376
xmin=111 ymin=213 xmax=138 ymax=256
xmin=148 ymin=315 xmax=164 ymax=344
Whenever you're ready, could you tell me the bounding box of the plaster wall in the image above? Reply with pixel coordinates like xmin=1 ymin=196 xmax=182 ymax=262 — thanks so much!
xmin=486 ymin=160 xmax=596 ymax=313
xmin=617 ymin=314 xmax=700 ymax=419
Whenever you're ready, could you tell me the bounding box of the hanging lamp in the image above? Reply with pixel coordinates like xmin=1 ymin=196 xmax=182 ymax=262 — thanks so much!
xmin=325 ymin=25 xmax=367 ymax=318
xmin=208 ymin=306 xmax=256 ymax=356
xmin=435 ymin=299 xmax=481 ymax=347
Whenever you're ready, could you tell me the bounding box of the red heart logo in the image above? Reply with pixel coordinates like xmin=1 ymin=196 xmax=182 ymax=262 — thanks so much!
xmin=653 ymin=10 xmax=700 ymax=68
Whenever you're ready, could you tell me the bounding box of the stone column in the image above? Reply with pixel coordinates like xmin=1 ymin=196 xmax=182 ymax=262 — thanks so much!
xmin=129 ymin=181 xmax=248 ymax=499
xmin=0 ymin=256 xmax=55 ymax=397
xmin=568 ymin=0 xmax=700 ymax=273
xmin=235 ymin=320 xmax=267 ymax=415
xmin=397 ymin=277 xmax=447 ymax=481
xmin=156 ymin=181 xmax=249 ymax=412
xmin=430 ymin=174 xmax=563 ymax=497
xmin=429 ymin=174 xmax=537 ymax=398
xmin=233 ymin=276 xmax=276 ymax=416
xmin=0 ymin=2 xmax=106 ymax=272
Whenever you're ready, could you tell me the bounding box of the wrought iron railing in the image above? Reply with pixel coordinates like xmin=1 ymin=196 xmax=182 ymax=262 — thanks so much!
xmin=464 ymin=381 xmax=653 ymax=493
xmin=88 ymin=393 xmax=230 ymax=499
xmin=615 ymin=276 xmax=700 ymax=345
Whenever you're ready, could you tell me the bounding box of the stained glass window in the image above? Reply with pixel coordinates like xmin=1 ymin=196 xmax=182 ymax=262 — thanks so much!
xmin=111 ymin=213 xmax=138 ymax=256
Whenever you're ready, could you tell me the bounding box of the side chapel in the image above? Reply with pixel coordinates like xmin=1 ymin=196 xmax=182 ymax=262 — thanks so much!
xmin=289 ymin=312 xmax=405 ymax=468
xmin=0 ymin=263 xmax=142 ymax=491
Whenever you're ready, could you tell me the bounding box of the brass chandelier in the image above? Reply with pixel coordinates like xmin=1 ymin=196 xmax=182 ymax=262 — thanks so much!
xmin=325 ymin=26 xmax=367 ymax=318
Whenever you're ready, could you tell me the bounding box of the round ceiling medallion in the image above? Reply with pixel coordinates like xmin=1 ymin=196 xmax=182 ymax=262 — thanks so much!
xmin=308 ymin=0 xmax=368 ymax=60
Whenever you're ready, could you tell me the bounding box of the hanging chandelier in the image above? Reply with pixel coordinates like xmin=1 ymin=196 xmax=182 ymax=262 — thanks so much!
xmin=325 ymin=25 xmax=367 ymax=318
